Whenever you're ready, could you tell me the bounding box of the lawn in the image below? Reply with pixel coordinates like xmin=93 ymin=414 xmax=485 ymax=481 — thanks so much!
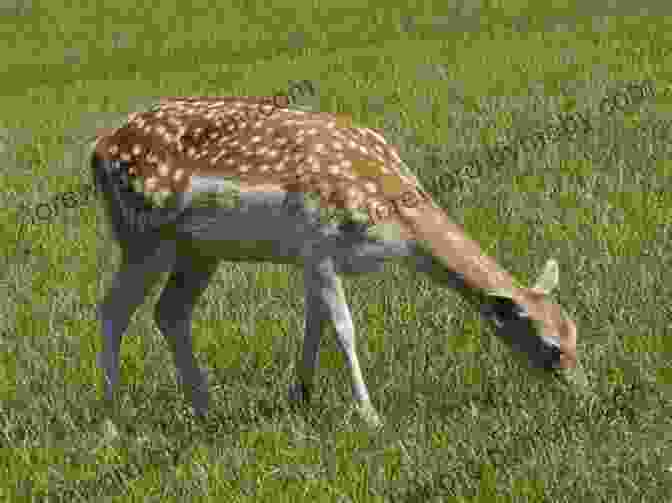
xmin=1 ymin=1 xmax=671 ymax=501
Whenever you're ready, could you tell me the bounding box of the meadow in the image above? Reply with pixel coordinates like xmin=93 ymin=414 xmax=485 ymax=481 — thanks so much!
xmin=1 ymin=1 xmax=671 ymax=501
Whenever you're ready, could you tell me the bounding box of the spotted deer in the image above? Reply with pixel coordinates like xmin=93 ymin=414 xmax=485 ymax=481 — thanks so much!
xmin=91 ymin=95 xmax=584 ymax=428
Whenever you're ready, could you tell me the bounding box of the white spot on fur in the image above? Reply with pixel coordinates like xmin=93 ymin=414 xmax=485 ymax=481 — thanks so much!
xmin=145 ymin=176 xmax=159 ymax=192
xmin=366 ymin=128 xmax=388 ymax=144
xmin=364 ymin=182 xmax=378 ymax=193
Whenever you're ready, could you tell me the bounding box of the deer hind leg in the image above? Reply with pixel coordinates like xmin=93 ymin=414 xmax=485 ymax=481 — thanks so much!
xmin=293 ymin=257 xmax=382 ymax=428
xmin=153 ymin=246 xmax=220 ymax=417
xmin=98 ymin=238 xmax=177 ymax=404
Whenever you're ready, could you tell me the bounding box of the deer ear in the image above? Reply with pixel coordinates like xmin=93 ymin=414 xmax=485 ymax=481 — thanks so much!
xmin=532 ymin=259 xmax=559 ymax=294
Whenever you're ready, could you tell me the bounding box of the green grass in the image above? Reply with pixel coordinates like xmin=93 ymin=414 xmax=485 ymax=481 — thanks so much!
xmin=1 ymin=1 xmax=672 ymax=501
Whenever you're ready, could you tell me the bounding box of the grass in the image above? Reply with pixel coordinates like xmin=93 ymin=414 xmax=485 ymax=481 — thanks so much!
xmin=1 ymin=0 xmax=671 ymax=501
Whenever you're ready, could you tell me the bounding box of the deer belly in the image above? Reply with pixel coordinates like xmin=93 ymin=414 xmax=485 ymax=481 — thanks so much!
xmin=175 ymin=191 xmax=322 ymax=264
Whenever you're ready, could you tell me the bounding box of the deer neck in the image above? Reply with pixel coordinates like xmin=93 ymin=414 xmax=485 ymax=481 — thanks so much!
xmin=395 ymin=198 xmax=529 ymax=309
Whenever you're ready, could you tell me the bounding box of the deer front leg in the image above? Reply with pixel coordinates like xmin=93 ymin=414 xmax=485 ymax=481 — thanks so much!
xmin=293 ymin=258 xmax=382 ymax=429
xmin=98 ymin=239 xmax=176 ymax=404
xmin=288 ymin=267 xmax=330 ymax=406
xmin=153 ymin=250 xmax=220 ymax=418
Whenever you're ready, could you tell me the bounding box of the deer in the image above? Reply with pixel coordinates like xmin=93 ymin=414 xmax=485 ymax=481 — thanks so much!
xmin=90 ymin=95 xmax=585 ymax=429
